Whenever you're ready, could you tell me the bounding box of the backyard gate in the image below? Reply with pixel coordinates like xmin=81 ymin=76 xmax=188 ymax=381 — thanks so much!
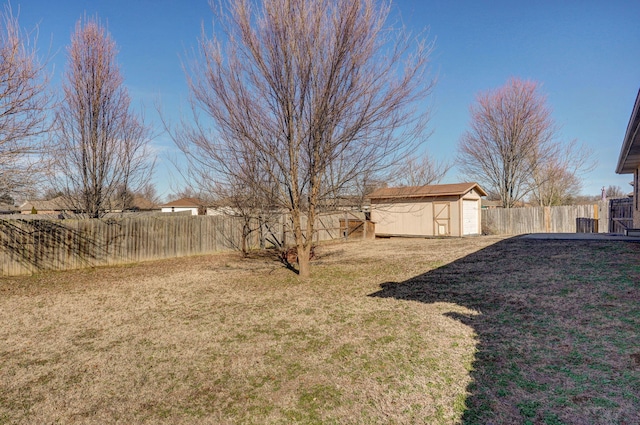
xmin=609 ymin=198 xmax=633 ymax=233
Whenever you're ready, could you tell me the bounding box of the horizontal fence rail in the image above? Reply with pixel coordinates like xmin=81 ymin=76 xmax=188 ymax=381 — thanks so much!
xmin=1 ymin=211 xmax=366 ymax=276
xmin=482 ymin=203 xmax=608 ymax=235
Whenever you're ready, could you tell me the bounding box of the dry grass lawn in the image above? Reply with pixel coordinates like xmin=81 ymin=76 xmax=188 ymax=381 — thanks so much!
xmin=1 ymin=236 xmax=639 ymax=424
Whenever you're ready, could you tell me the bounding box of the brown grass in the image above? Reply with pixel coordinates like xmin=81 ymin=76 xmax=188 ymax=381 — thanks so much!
xmin=1 ymin=236 xmax=639 ymax=424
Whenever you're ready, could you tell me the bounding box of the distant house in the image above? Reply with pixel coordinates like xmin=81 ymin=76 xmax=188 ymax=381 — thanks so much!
xmin=18 ymin=195 xmax=159 ymax=216
xmin=369 ymin=182 xmax=487 ymax=237
xmin=616 ymin=88 xmax=640 ymax=230
xmin=19 ymin=197 xmax=67 ymax=215
xmin=125 ymin=196 xmax=160 ymax=212
xmin=206 ymin=206 xmax=239 ymax=216
xmin=160 ymin=197 xmax=206 ymax=216
xmin=481 ymin=199 xmax=503 ymax=209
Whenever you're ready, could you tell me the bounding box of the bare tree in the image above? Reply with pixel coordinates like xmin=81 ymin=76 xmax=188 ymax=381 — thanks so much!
xmin=212 ymin=177 xmax=281 ymax=257
xmin=529 ymin=140 xmax=594 ymax=206
xmin=530 ymin=162 xmax=579 ymax=206
xmin=605 ymin=184 xmax=627 ymax=199
xmin=134 ymin=182 xmax=161 ymax=205
xmin=392 ymin=153 xmax=450 ymax=187
xmin=165 ymin=186 xmax=207 ymax=203
xmin=457 ymin=78 xmax=593 ymax=208
xmin=0 ymin=4 xmax=52 ymax=198
xmin=52 ymin=17 xmax=153 ymax=218
xmin=173 ymin=0 xmax=434 ymax=277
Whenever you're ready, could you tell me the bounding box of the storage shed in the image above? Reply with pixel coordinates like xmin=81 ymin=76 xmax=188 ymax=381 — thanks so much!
xmin=369 ymin=182 xmax=487 ymax=237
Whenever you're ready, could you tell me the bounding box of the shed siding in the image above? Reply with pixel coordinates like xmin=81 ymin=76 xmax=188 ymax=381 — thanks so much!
xmin=372 ymin=202 xmax=434 ymax=236
xmin=372 ymin=195 xmax=466 ymax=237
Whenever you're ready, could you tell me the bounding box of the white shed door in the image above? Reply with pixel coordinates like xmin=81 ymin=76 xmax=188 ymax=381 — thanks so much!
xmin=462 ymin=200 xmax=479 ymax=235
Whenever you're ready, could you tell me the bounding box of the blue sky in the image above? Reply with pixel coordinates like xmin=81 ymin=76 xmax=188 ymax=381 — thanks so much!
xmin=14 ymin=0 xmax=640 ymax=200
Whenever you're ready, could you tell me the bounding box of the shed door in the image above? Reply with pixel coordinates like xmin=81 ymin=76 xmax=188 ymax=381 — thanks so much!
xmin=433 ymin=202 xmax=450 ymax=236
xmin=463 ymin=200 xmax=479 ymax=235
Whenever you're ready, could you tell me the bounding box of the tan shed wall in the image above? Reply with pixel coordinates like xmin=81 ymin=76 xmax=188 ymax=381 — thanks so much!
xmin=462 ymin=188 xmax=483 ymax=201
xmin=371 ymin=195 xmax=463 ymax=237
xmin=371 ymin=202 xmax=434 ymax=236
xmin=449 ymin=198 xmax=461 ymax=236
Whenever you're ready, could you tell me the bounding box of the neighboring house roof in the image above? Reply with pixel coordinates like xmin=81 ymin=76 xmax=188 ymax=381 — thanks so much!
xmin=617 ymin=88 xmax=640 ymax=174
xmin=19 ymin=196 xmax=68 ymax=212
xmin=128 ymin=196 xmax=159 ymax=211
xmin=481 ymin=199 xmax=503 ymax=208
xmin=161 ymin=197 xmax=205 ymax=208
xmin=368 ymin=182 xmax=487 ymax=200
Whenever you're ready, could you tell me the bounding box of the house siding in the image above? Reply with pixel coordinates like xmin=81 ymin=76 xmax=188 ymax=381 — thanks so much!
xmin=161 ymin=207 xmax=199 ymax=216
xmin=635 ymin=167 xmax=640 ymax=228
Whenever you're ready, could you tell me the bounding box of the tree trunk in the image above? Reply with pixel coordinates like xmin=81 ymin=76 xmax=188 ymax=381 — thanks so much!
xmin=289 ymin=206 xmax=313 ymax=278
xmin=297 ymin=244 xmax=311 ymax=279
xmin=241 ymin=220 xmax=250 ymax=257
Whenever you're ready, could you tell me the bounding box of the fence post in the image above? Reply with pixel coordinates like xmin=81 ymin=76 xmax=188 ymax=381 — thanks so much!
xmin=363 ymin=214 xmax=367 ymax=240
xmin=281 ymin=214 xmax=286 ymax=247
xmin=343 ymin=212 xmax=348 ymax=241
xmin=544 ymin=206 xmax=551 ymax=233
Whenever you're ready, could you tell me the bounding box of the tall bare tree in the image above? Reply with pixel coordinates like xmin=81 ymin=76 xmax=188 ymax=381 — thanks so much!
xmin=0 ymin=4 xmax=51 ymax=199
xmin=173 ymin=0 xmax=434 ymax=277
xmin=457 ymin=78 xmax=593 ymax=208
xmin=53 ymin=17 xmax=153 ymax=218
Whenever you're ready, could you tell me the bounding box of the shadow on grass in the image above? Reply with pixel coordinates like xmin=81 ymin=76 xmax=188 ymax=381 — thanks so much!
xmin=369 ymin=236 xmax=640 ymax=424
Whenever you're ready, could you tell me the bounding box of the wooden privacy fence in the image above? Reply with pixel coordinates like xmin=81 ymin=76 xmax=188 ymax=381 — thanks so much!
xmin=608 ymin=198 xmax=633 ymax=233
xmin=0 ymin=211 xmax=367 ymax=276
xmin=482 ymin=203 xmax=607 ymax=235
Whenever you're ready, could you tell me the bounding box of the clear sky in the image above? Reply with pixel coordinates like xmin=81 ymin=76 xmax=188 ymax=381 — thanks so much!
xmin=14 ymin=0 xmax=640 ymax=200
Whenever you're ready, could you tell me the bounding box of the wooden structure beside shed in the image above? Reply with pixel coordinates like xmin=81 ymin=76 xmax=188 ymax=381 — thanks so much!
xmin=369 ymin=182 xmax=487 ymax=237
xmin=339 ymin=216 xmax=375 ymax=240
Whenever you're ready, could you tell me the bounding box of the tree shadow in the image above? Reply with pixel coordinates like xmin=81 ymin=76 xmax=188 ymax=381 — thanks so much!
xmin=369 ymin=237 xmax=640 ymax=424
xmin=0 ymin=218 xmax=118 ymax=274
